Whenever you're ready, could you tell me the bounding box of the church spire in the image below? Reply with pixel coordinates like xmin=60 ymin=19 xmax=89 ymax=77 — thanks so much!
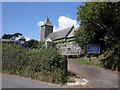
xmin=42 ymin=17 xmax=53 ymax=26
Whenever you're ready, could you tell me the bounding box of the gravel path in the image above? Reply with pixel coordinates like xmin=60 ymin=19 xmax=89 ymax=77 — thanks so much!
xmin=68 ymin=59 xmax=119 ymax=88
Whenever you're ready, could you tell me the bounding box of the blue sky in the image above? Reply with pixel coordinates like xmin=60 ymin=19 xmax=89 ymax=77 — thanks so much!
xmin=2 ymin=2 xmax=83 ymax=41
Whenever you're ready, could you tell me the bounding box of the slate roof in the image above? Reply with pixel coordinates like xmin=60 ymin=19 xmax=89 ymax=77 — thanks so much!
xmin=67 ymin=27 xmax=79 ymax=38
xmin=45 ymin=26 xmax=75 ymax=41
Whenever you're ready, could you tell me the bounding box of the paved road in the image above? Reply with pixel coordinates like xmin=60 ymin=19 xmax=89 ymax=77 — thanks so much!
xmin=68 ymin=59 xmax=119 ymax=88
xmin=2 ymin=74 xmax=66 ymax=88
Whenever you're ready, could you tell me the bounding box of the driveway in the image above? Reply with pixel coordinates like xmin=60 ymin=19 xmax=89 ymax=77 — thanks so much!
xmin=2 ymin=74 xmax=66 ymax=88
xmin=68 ymin=59 xmax=119 ymax=88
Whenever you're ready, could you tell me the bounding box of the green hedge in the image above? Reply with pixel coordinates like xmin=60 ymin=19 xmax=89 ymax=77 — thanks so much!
xmin=2 ymin=43 xmax=67 ymax=84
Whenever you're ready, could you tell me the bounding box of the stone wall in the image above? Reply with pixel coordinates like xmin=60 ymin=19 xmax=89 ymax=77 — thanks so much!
xmin=55 ymin=42 xmax=83 ymax=56
xmin=40 ymin=25 xmax=53 ymax=42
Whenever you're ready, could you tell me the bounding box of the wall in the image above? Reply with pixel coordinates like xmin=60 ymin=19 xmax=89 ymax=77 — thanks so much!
xmin=40 ymin=25 xmax=53 ymax=42
xmin=55 ymin=41 xmax=83 ymax=56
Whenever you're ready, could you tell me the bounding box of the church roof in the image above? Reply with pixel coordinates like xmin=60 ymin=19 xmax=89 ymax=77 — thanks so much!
xmin=45 ymin=26 xmax=75 ymax=41
xmin=67 ymin=27 xmax=79 ymax=38
xmin=45 ymin=38 xmax=52 ymax=42
xmin=42 ymin=17 xmax=53 ymax=26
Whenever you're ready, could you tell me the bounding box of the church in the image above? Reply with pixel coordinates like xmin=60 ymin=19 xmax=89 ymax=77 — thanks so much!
xmin=40 ymin=17 xmax=83 ymax=56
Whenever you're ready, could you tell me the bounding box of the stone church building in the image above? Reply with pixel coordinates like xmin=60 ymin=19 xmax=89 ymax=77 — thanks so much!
xmin=40 ymin=17 xmax=83 ymax=56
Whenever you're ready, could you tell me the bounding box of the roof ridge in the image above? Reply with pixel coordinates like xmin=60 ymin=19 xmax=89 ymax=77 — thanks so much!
xmin=45 ymin=26 xmax=74 ymax=41
xmin=53 ymin=26 xmax=73 ymax=33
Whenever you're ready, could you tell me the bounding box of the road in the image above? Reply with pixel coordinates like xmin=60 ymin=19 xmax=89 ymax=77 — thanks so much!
xmin=1 ymin=59 xmax=119 ymax=88
xmin=2 ymin=74 xmax=66 ymax=88
xmin=68 ymin=59 xmax=119 ymax=88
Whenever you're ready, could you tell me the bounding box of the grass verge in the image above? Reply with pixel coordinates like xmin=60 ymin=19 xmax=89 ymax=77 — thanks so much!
xmin=76 ymin=57 xmax=103 ymax=68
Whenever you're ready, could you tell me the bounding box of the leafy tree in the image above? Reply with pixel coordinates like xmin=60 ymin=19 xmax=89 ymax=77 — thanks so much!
xmin=2 ymin=33 xmax=22 ymax=40
xmin=2 ymin=34 xmax=13 ymax=39
xmin=26 ymin=39 xmax=44 ymax=49
xmin=26 ymin=39 xmax=38 ymax=49
xmin=75 ymin=2 xmax=120 ymax=71
xmin=75 ymin=2 xmax=120 ymax=51
xmin=13 ymin=33 xmax=22 ymax=40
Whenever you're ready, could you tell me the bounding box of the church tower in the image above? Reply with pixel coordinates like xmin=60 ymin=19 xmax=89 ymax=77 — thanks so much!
xmin=40 ymin=17 xmax=53 ymax=42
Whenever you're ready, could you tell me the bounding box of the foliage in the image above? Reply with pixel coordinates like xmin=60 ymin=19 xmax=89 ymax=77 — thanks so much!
xmin=101 ymin=50 xmax=120 ymax=71
xmin=53 ymin=39 xmax=74 ymax=44
xmin=53 ymin=40 xmax=66 ymax=44
xmin=2 ymin=33 xmax=22 ymax=40
xmin=2 ymin=43 xmax=67 ymax=83
xmin=74 ymin=27 xmax=93 ymax=48
xmin=26 ymin=39 xmax=44 ymax=49
xmin=75 ymin=2 xmax=120 ymax=50
xmin=74 ymin=2 xmax=120 ymax=71
xmin=36 ymin=41 xmax=45 ymax=49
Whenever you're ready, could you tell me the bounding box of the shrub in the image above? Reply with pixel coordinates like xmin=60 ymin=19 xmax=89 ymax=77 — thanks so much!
xmin=2 ymin=43 xmax=67 ymax=83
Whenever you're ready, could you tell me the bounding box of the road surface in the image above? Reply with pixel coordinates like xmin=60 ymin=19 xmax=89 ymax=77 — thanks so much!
xmin=2 ymin=74 xmax=66 ymax=88
xmin=68 ymin=59 xmax=119 ymax=88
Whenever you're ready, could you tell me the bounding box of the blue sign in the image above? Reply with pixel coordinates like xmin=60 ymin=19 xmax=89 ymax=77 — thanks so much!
xmin=87 ymin=45 xmax=100 ymax=53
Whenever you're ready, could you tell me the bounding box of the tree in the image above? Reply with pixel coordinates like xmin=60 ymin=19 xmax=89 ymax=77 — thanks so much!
xmin=13 ymin=33 xmax=22 ymax=40
xmin=2 ymin=34 xmax=13 ymax=39
xmin=2 ymin=33 xmax=22 ymax=40
xmin=26 ymin=39 xmax=44 ymax=49
xmin=26 ymin=39 xmax=38 ymax=49
xmin=75 ymin=2 xmax=120 ymax=52
xmin=74 ymin=2 xmax=120 ymax=71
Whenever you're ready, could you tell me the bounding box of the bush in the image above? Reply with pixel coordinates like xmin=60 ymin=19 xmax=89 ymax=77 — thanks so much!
xmin=101 ymin=51 xmax=120 ymax=71
xmin=2 ymin=43 xmax=67 ymax=83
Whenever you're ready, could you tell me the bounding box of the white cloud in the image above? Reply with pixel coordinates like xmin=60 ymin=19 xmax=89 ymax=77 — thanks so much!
xmin=37 ymin=16 xmax=79 ymax=32
xmin=25 ymin=37 xmax=30 ymax=41
xmin=38 ymin=21 xmax=44 ymax=26
xmin=54 ymin=16 xmax=79 ymax=32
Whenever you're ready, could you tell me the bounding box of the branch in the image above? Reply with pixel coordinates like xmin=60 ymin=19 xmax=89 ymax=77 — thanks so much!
xmin=96 ymin=23 xmax=110 ymax=31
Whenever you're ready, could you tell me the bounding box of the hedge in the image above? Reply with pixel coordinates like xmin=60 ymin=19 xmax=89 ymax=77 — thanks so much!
xmin=2 ymin=43 xmax=67 ymax=84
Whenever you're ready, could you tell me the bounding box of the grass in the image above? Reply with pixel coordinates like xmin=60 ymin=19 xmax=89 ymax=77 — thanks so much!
xmin=77 ymin=53 xmax=120 ymax=72
xmin=76 ymin=56 xmax=104 ymax=68
xmin=77 ymin=58 xmax=93 ymax=65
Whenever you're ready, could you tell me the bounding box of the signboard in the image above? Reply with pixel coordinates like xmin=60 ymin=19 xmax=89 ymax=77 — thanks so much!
xmin=87 ymin=45 xmax=100 ymax=53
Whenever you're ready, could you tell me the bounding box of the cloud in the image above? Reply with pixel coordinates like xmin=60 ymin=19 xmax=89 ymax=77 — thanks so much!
xmin=25 ymin=37 xmax=30 ymax=41
xmin=54 ymin=16 xmax=79 ymax=32
xmin=38 ymin=21 xmax=44 ymax=26
xmin=37 ymin=16 xmax=79 ymax=32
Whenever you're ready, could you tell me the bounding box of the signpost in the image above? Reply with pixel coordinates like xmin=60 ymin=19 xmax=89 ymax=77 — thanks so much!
xmin=87 ymin=45 xmax=100 ymax=61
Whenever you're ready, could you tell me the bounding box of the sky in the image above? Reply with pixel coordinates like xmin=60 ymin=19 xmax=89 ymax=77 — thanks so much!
xmin=2 ymin=2 xmax=84 ymax=41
